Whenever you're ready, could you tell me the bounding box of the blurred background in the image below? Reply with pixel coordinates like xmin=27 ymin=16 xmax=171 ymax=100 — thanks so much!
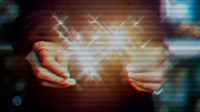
xmin=0 ymin=0 xmax=28 ymax=111
xmin=0 ymin=0 xmax=200 ymax=112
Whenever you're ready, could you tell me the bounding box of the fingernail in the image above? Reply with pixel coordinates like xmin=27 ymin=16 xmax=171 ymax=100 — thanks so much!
xmin=64 ymin=79 xmax=76 ymax=85
xmin=63 ymin=72 xmax=71 ymax=78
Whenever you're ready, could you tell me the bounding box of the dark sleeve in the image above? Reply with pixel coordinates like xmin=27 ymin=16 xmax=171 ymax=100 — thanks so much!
xmin=11 ymin=0 xmax=57 ymax=55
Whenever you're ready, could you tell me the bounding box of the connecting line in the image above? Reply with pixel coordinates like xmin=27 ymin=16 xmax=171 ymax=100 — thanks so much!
xmin=52 ymin=14 xmax=152 ymax=82
xmin=131 ymin=16 xmax=145 ymax=32
xmin=87 ymin=14 xmax=101 ymax=24
xmin=52 ymin=15 xmax=71 ymax=34
xmin=51 ymin=14 xmax=75 ymax=48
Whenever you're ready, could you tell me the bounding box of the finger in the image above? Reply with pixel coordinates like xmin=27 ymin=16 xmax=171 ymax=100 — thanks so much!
xmin=129 ymin=79 xmax=163 ymax=91
xmin=161 ymin=58 xmax=173 ymax=72
xmin=33 ymin=41 xmax=70 ymax=78
xmin=127 ymin=58 xmax=171 ymax=82
xmin=140 ymin=47 xmax=167 ymax=63
xmin=128 ymin=47 xmax=167 ymax=72
xmin=41 ymin=81 xmax=66 ymax=88
xmin=41 ymin=80 xmax=75 ymax=88
xmin=34 ymin=66 xmax=76 ymax=87
xmin=127 ymin=63 xmax=156 ymax=73
xmin=128 ymin=70 xmax=164 ymax=83
xmin=37 ymin=49 xmax=70 ymax=78
xmin=25 ymin=50 xmax=41 ymax=67
xmin=130 ymin=82 xmax=152 ymax=93
xmin=33 ymin=41 xmax=54 ymax=54
xmin=26 ymin=50 xmax=76 ymax=86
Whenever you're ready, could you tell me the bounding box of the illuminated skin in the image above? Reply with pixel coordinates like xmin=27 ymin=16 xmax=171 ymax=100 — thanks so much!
xmin=26 ymin=41 xmax=76 ymax=88
xmin=126 ymin=47 xmax=169 ymax=92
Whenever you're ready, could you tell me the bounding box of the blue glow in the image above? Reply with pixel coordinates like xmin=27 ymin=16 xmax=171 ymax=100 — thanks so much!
xmin=162 ymin=0 xmax=196 ymax=23
xmin=12 ymin=96 xmax=22 ymax=106
xmin=169 ymin=4 xmax=193 ymax=23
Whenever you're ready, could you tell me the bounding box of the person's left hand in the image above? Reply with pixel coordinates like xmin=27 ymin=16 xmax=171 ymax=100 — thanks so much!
xmin=126 ymin=47 xmax=171 ymax=93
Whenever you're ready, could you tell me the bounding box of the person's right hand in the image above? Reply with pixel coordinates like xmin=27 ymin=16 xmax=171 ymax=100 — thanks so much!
xmin=25 ymin=41 xmax=76 ymax=88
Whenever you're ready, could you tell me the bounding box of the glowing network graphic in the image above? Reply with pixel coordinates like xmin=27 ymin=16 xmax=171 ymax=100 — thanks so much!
xmin=52 ymin=14 xmax=152 ymax=82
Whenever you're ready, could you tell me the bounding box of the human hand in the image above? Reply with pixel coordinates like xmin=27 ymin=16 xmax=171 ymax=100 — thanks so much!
xmin=25 ymin=41 xmax=76 ymax=88
xmin=126 ymin=47 xmax=171 ymax=93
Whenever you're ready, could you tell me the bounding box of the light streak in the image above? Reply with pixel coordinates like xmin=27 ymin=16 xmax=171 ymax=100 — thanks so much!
xmin=52 ymin=14 xmax=152 ymax=83
xmin=131 ymin=16 xmax=145 ymax=31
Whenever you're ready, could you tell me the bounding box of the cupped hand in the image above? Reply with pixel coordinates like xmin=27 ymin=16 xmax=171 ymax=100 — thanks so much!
xmin=126 ymin=47 xmax=171 ymax=93
xmin=25 ymin=41 xmax=76 ymax=88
